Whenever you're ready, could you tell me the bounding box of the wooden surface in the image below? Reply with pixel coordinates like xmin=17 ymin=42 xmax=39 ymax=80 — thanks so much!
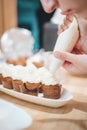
xmin=0 ymin=0 xmax=3 ymax=37
xmin=0 ymin=0 xmax=17 ymax=37
xmin=0 ymin=68 xmax=87 ymax=130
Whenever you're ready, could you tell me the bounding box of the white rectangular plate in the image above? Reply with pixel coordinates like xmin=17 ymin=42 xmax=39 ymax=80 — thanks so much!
xmin=0 ymin=85 xmax=73 ymax=108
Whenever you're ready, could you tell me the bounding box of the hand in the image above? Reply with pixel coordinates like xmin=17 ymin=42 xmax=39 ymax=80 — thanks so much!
xmin=55 ymin=16 xmax=87 ymax=75
xmin=58 ymin=15 xmax=73 ymax=34
xmin=54 ymin=51 xmax=87 ymax=76
xmin=58 ymin=15 xmax=87 ymax=54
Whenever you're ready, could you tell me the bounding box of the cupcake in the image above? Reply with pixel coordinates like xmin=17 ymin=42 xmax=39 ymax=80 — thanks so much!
xmin=25 ymin=82 xmax=41 ymax=96
xmin=11 ymin=63 xmax=39 ymax=95
xmin=42 ymin=84 xmax=61 ymax=99
xmin=12 ymin=79 xmax=27 ymax=93
xmin=0 ymin=63 xmax=7 ymax=84
xmin=2 ymin=77 xmax=13 ymax=89
xmin=7 ymin=57 xmax=28 ymax=66
xmin=10 ymin=65 xmax=27 ymax=92
xmin=23 ymin=66 xmax=41 ymax=96
xmin=1 ymin=63 xmax=13 ymax=89
xmin=38 ymin=67 xmax=62 ymax=99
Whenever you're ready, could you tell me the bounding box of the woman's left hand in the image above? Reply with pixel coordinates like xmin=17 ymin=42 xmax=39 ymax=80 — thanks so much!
xmin=54 ymin=51 xmax=87 ymax=76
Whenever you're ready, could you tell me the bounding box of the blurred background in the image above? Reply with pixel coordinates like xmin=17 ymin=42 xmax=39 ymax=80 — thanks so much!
xmin=0 ymin=0 xmax=58 ymax=52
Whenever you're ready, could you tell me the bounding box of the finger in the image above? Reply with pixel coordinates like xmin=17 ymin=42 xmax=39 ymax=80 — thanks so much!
xmin=63 ymin=15 xmax=73 ymax=28
xmin=58 ymin=24 xmax=68 ymax=34
xmin=58 ymin=27 xmax=64 ymax=34
xmin=63 ymin=17 xmax=71 ymax=27
xmin=54 ymin=51 xmax=78 ymax=64
xmin=66 ymin=15 xmax=73 ymax=22
xmin=62 ymin=61 xmax=81 ymax=75
xmin=58 ymin=15 xmax=73 ymax=35
xmin=54 ymin=51 xmax=81 ymax=75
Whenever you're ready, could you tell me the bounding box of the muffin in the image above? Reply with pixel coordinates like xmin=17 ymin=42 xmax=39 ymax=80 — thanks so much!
xmin=10 ymin=65 xmax=27 ymax=92
xmin=12 ymin=79 xmax=27 ymax=93
xmin=11 ymin=63 xmax=39 ymax=95
xmin=42 ymin=84 xmax=61 ymax=99
xmin=0 ymin=63 xmax=7 ymax=84
xmin=38 ymin=67 xmax=62 ymax=99
xmin=2 ymin=77 xmax=13 ymax=89
xmin=1 ymin=63 xmax=13 ymax=89
xmin=7 ymin=57 xmax=28 ymax=66
xmin=23 ymin=67 xmax=41 ymax=96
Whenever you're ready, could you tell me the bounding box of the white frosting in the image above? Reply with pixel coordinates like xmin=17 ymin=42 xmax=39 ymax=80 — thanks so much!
xmin=22 ymin=72 xmax=40 ymax=83
xmin=10 ymin=65 xmax=26 ymax=80
xmin=38 ymin=67 xmax=58 ymax=85
xmin=0 ymin=63 xmax=7 ymax=74
xmin=26 ymin=53 xmax=43 ymax=65
xmin=10 ymin=64 xmax=35 ymax=80
xmin=2 ymin=64 xmax=13 ymax=77
xmin=26 ymin=63 xmax=37 ymax=73
xmin=0 ymin=62 xmax=59 ymax=85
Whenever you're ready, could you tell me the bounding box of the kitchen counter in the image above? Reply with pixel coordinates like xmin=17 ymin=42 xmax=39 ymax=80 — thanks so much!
xmin=0 ymin=68 xmax=87 ymax=130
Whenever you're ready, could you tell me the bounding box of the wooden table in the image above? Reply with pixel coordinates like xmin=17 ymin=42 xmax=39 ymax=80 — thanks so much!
xmin=0 ymin=0 xmax=17 ymax=37
xmin=0 ymin=68 xmax=87 ymax=130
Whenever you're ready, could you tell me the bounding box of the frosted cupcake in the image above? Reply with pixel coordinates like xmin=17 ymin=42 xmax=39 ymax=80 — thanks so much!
xmin=0 ymin=63 xmax=6 ymax=84
xmin=11 ymin=63 xmax=39 ymax=95
xmin=38 ymin=67 xmax=62 ymax=99
xmin=23 ymin=66 xmax=41 ymax=96
xmin=1 ymin=64 xmax=13 ymax=89
xmin=10 ymin=65 xmax=28 ymax=93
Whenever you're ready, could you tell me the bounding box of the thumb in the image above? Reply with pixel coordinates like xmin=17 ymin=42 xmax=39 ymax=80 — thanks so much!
xmin=54 ymin=51 xmax=78 ymax=64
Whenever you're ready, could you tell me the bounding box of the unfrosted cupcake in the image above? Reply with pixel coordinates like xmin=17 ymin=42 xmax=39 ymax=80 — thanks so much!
xmin=38 ymin=67 xmax=62 ymax=99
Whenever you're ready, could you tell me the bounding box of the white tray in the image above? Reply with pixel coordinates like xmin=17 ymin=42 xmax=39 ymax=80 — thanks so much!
xmin=0 ymin=85 xmax=73 ymax=108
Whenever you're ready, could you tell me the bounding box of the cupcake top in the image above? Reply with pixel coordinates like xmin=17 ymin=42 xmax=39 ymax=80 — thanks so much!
xmin=0 ymin=62 xmax=7 ymax=74
xmin=38 ymin=67 xmax=58 ymax=85
xmin=22 ymin=71 xmax=40 ymax=83
xmin=0 ymin=62 xmax=59 ymax=85
xmin=1 ymin=63 xmax=14 ymax=77
xmin=9 ymin=65 xmax=26 ymax=80
xmin=26 ymin=63 xmax=37 ymax=73
xmin=22 ymin=63 xmax=40 ymax=83
xmin=7 ymin=63 xmax=39 ymax=83
xmin=10 ymin=63 xmax=37 ymax=80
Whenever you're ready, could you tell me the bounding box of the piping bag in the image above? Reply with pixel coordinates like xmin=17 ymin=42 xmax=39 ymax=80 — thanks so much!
xmin=49 ymin=17 xmax=79 ymax=74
